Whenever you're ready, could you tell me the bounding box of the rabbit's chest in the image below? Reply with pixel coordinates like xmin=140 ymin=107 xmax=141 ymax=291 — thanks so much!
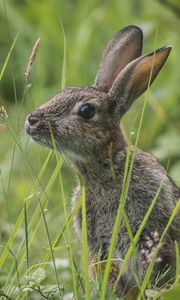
xmin=72 ymin=185 xmax=120 ymax=253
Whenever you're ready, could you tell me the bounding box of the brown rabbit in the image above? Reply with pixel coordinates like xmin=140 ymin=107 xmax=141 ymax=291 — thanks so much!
xmin=25 ymin=25 xmax=180 ymax=297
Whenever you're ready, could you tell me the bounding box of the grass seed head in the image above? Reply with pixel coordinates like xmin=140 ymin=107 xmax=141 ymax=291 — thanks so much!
xmin=25 ymin=38 xmax=40 ymax=82
xmin=0 ymin=106 xmax=8 ymax=121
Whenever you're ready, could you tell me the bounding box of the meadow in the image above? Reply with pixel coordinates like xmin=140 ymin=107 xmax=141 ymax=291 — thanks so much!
xmin=0 ymin=0 xmax=180 ymax=299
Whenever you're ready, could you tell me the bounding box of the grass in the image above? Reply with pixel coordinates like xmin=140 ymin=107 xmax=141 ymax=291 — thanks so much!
xmin=0 ymin=1 xmax=180 ymax=299
xmin=0 ymin=31 xmax=20 ymax=82
xmin=81 ymin=185 xmax=90 ymax=300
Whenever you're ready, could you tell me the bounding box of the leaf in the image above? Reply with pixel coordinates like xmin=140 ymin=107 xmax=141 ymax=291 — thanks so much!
xmin=41 ymin=284 xmax=64 ymax=295
xmin=23 ymin=275 xmax=36 ymax=286
xmin=31 ymin=268 xmax=47 ymax=284
xmin=162 ymin=285 xmax=180 ymax=300
xmin=22 ymin=287 xmax=33 ymax=292
xmin=24 ymin=268 xmax=47 ymax=285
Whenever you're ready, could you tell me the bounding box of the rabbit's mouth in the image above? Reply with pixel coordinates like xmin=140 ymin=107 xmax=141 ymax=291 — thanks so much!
xmin=33 ymin=137 xmax=53 ymax=149
xmin=25 ymin=118 xmax=53 ymax=148
xmin=27 ymin=130 xmax=53 ymax=150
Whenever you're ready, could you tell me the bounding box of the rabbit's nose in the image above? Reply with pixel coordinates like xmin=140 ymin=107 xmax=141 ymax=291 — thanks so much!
xmin=28 ymin=113 xmax=39 ymax=126
xmin=25 ymin=112 xmax=40 ymax=136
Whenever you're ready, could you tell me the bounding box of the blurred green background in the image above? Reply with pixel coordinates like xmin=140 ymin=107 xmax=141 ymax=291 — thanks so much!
xmin=0 ymin=0 xmax=180 ymax=297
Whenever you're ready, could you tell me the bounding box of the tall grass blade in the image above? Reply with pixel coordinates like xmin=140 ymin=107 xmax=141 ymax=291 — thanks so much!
xmin=39 ymin=198 xmax=63 ymax=299
xmin=39 ymin=196 xmax=82 ymax=263
xmin=5 ymin=155 xmax=63 ymax=291
xmin=24 ymin=201 xmax=29 ymax=299
xmin=81 ymin=184 xmax=90 ymax=300
xmin=59 ymin=17 xmax=66 ymax=90
xmin=0 ymin=152 xmax=51 ymax=270
xmin=50 ymin=129 xmax=78 ymax=300
xmin=100 ymin=135 xmax=131 ymax=300
xmin=175 ymin=241 xmax=180 ymax=283
xmin=24 ymin=201 xmax=29 ymax=272
xmin=8 ymin=249 xmax=20 ymax=289
xmin=0 ymin=31 xmax=20 ymax=81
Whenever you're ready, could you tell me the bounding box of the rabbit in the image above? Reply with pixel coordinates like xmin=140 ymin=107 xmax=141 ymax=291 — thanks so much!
xmin=25 ymin=25 xmax=180 ymax=297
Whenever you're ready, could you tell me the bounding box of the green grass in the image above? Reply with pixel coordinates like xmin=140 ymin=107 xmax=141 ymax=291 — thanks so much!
xmin=0 ymin=0 xmax=180 ymax=299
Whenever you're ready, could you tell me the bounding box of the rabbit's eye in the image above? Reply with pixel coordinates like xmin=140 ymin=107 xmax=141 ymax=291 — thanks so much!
xmin=78 ymin=103 xmax=95 ymax=119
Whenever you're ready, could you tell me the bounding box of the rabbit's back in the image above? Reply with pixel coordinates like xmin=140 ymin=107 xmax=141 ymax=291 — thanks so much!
xmin=126 ymin=148 xmax=179 ymax=230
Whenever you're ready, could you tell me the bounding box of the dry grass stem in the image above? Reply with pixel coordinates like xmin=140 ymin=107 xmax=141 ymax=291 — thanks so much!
xmin=25 ymin=38 xmax=40 ymax=82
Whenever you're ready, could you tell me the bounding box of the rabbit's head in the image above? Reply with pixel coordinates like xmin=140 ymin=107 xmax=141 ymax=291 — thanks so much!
xmin=25 ymin=25 xmax=171 ymax=162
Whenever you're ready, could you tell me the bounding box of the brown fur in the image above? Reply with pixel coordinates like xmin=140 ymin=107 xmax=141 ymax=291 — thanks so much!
xmin=25 ymin=26 xmax=180 ymax=297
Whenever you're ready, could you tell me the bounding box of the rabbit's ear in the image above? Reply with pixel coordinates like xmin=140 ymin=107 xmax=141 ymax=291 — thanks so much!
xmin=108 ymin=46 xmax=172 ymax=118
xmin=94 ymin=25 xmax=143 ymax=92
